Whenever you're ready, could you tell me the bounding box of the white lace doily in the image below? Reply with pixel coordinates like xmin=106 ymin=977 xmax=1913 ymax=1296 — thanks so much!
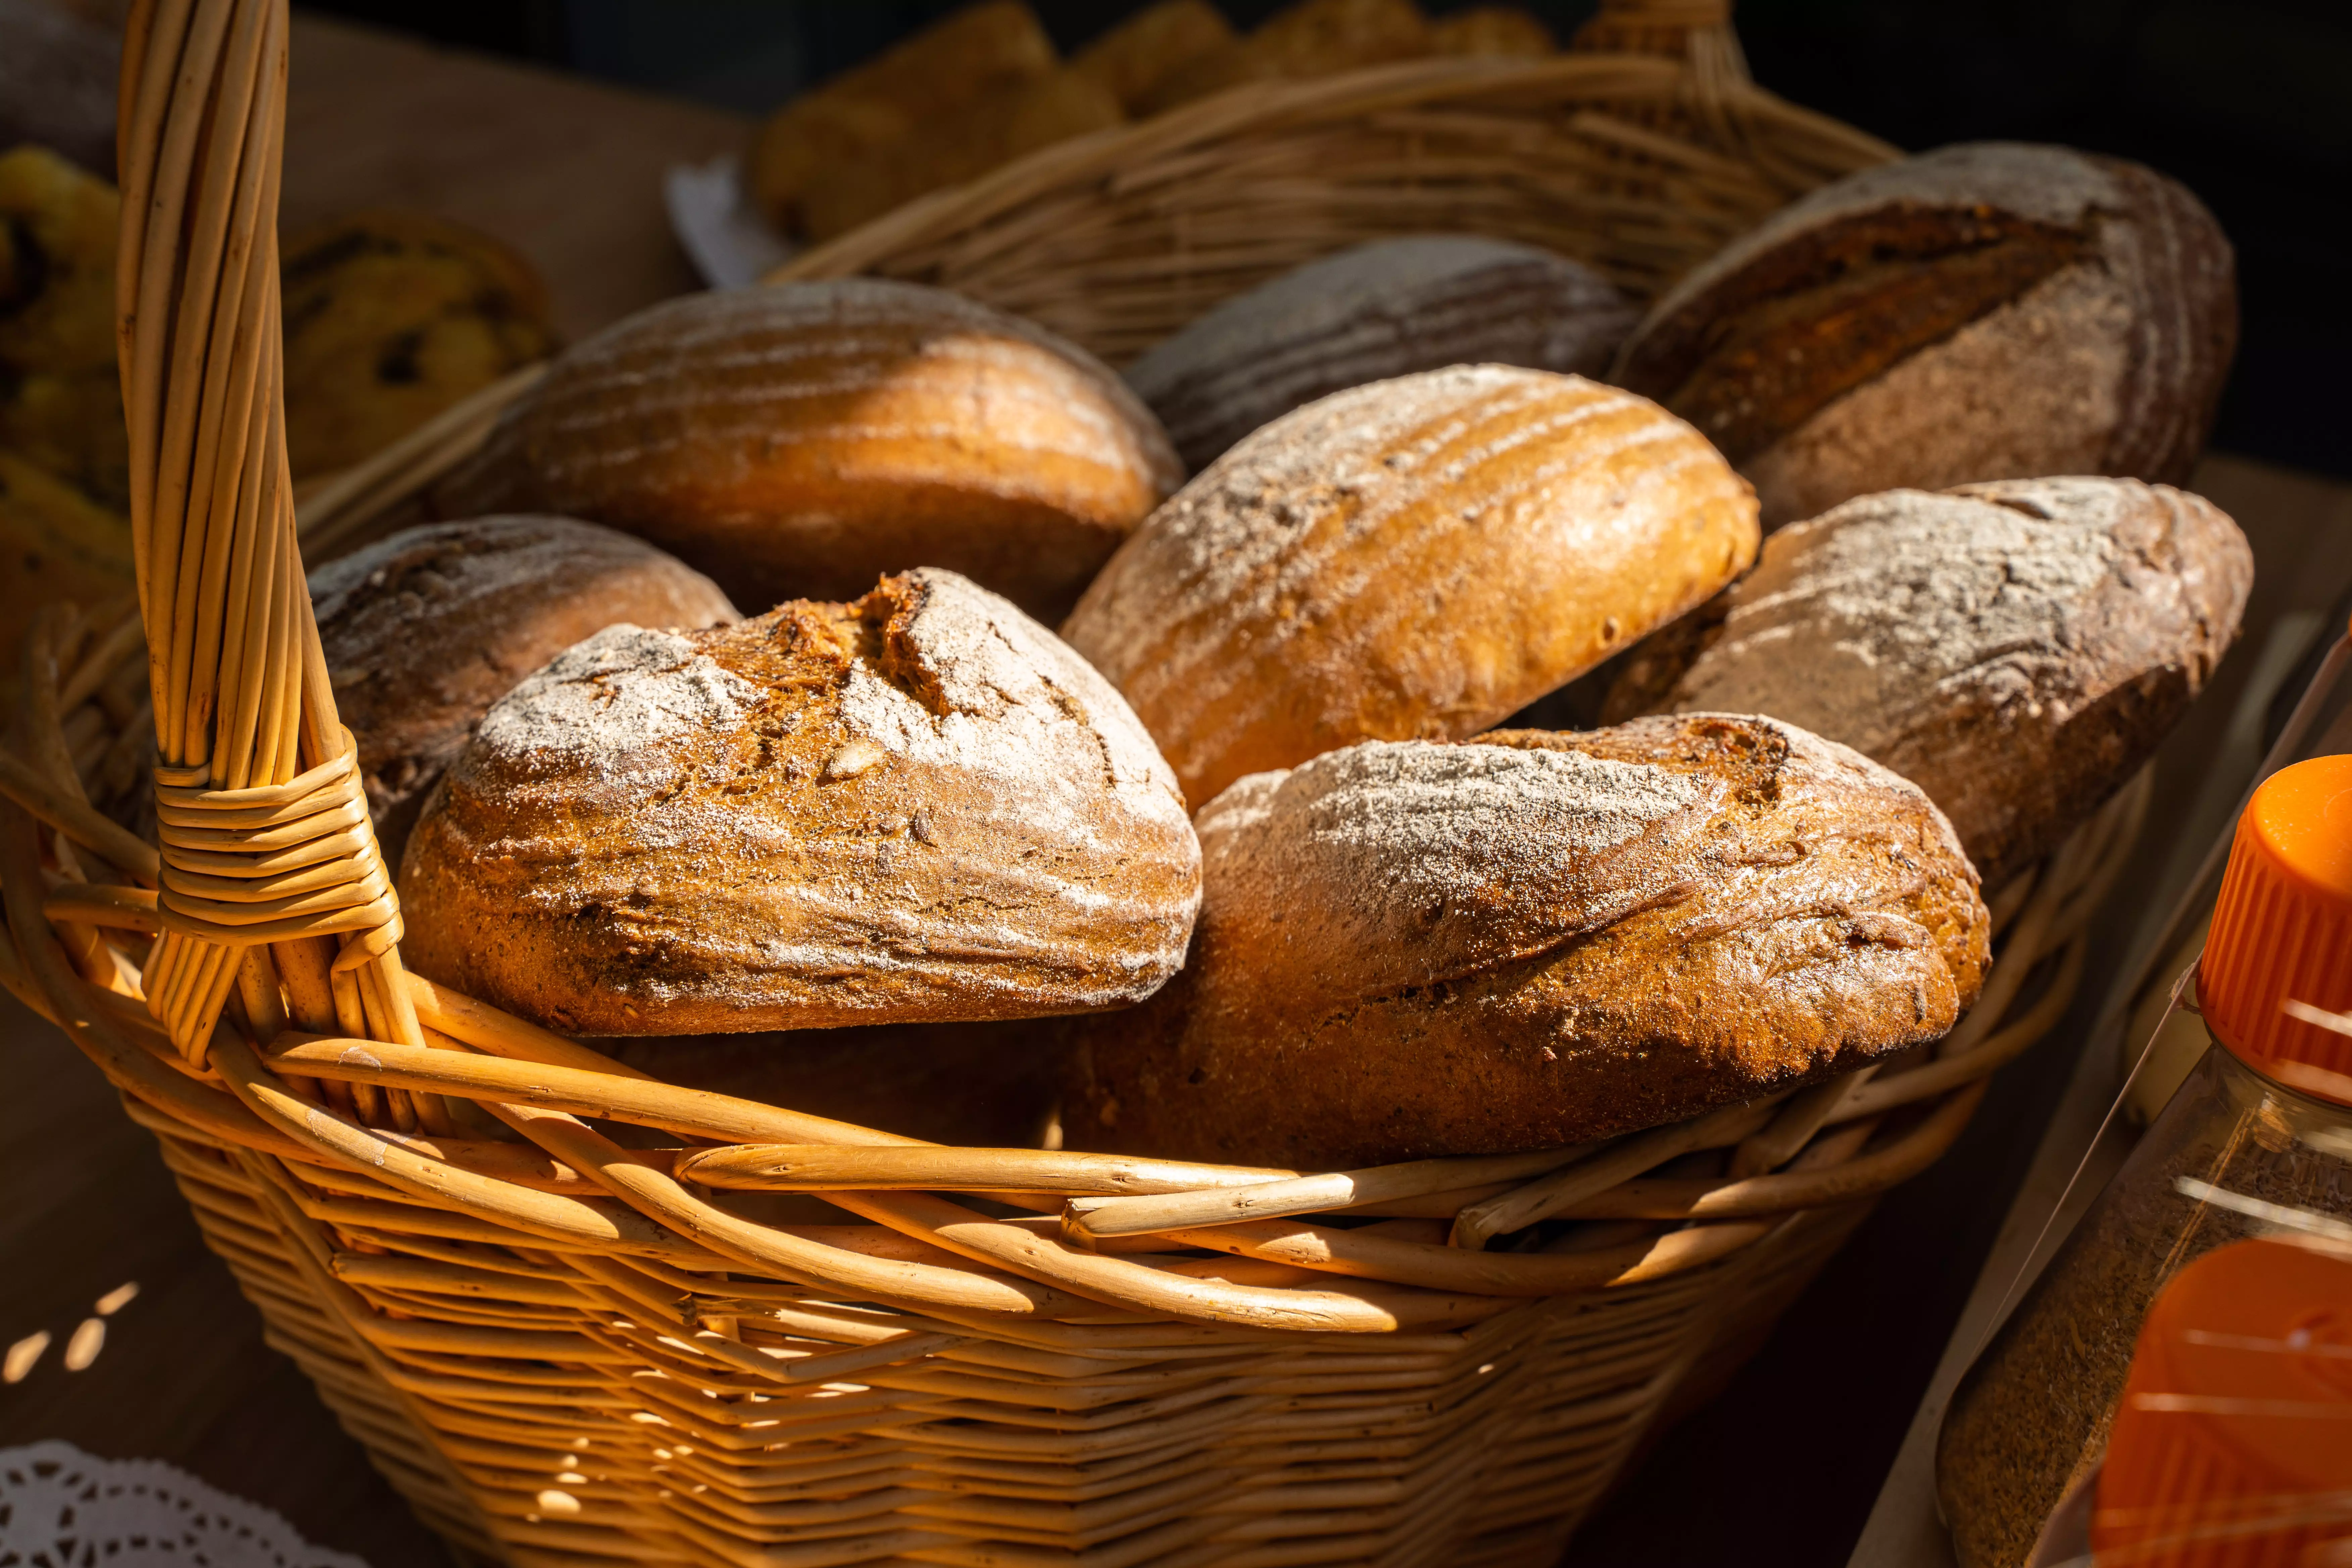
xmin=0 ymin=1441 xmax=372 ymax=1568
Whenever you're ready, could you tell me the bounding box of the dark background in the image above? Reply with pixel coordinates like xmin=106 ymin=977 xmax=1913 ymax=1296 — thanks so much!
xmin=307 ymin=0 xmax=2352 ymax=481
xmin=272 ymin=4 xmax=2347 ymax=1563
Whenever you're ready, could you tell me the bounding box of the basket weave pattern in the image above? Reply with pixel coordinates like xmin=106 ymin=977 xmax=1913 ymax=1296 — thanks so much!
xmin=0 ymin=3 xmax=2143 ymax=1564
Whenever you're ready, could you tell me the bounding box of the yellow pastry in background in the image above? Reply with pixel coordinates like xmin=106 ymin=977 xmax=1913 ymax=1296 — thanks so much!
xmin=279 ymin=210 xmax=557 ymax=477
xmin=1072 ymin=0 xmax=1237 ymax=115
xmin=0 ymin=447 xmax=134 ymax=650
xmin=746 ymin=1 xmax=1056 ymax=237
xmin=1134 ymin=0 xmax=1437 ymax=115
xmin=800 ymin=67 xmax=1124 ymax=242
xmin=1430 ymin=6 xmax=1557 ymax=55
xmin=0 ymin=144 xmax=126 ymax=507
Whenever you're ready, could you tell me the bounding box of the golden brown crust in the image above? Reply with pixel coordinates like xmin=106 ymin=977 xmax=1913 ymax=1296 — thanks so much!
xmin=432 ymin=280 xmax=1182 ymax=621
xmin=1060 ymin=714 xmax=1990 ymax=1168
xmin=312 ymin=517 xmax=739 ymax=872
xmin=1061 ymin=366 xmax=1758 ymax=805
xmin=1604 ymin=477 xmax=2252 ymax=888
xmin=1613 ymin=143 xmax=2236 ymax=527
xmin=400 ymin=568 xmax=1200 ymax=1036
xmin=743 ymin=1 xmax=1056 ymax=235
xmin=1071 ymin=1 xmax=1236 ymax=115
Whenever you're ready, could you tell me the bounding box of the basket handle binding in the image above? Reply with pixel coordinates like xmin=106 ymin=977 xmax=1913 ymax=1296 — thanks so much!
xmin=116 ymin=0 xmax=423 ymax=1080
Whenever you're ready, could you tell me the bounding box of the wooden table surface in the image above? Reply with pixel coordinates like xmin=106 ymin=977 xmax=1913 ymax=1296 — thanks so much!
xmin=3 ymin=14 xmax=2348 ymax=1568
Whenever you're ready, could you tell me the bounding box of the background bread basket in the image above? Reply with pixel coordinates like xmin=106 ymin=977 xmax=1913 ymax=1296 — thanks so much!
xmin=0 ymin=2 xmax=2145 ymax=1565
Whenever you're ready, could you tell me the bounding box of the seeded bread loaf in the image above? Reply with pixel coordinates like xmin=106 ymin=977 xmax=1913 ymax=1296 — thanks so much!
xmin=1604 ymin=477 xmax=2252 ymax=889
xmin=1062 ymin=366 xmax=1758 ymax=805
xmin=400 ymin=568 xmax=1199 ymax=1035
xmin=1125 ymin=236 xmax=1637 ymax=472
xmin=1612 ymin=142 xmax=2236 ymax=527
xmin=432 ymin=279 xmax=1182 ymax=620
xmin=1061 ymin=714 xmax=1990 ymax=1168
xmin=314 ymin=516 xmax=739 ymax=871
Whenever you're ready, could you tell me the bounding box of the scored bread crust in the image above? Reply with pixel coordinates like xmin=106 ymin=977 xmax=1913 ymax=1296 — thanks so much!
xmin=1060 ymin=713 xmax=1990 ymax=1169
xmin=431 ymin=279 xmax=1182 ymax=620
xmin=1123 ymin=237 xmax=1637 ymax=472
xmin=312 ymin=516 xmax=739 ymax=872
xmin=1613 ymin=142 xmax=2236 ymax=527
xmin=1061 ymin=366 xmax=1759 ymax=806
xmin=1604 ymin=476 xmax=2251 ymax=890
xmin=399 ymin=568 xmax=1200 ymax=1035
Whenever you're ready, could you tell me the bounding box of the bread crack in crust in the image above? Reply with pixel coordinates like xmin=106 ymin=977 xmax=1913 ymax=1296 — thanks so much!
xmin=1060 ymin=713 xmax=1987 ymax=1167
xmin=401 ymin=568 xmax=1199 ymax=1035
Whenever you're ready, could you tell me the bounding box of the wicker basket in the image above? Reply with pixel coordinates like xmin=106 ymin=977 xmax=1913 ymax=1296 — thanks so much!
xmin=0 ymin=2 xmax=2148 ymax=1563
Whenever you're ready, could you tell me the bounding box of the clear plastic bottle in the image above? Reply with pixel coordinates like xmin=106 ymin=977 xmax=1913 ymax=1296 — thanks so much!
xmin=1935 ymin=753 xmax=2352 ymax=1568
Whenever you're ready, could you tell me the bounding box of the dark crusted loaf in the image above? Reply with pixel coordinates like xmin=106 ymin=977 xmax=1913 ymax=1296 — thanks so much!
xmin=1605 ymin=477 xmax=2251 ymax=889
xmin=1060 ymin=713 xmax=1990 ymax=1168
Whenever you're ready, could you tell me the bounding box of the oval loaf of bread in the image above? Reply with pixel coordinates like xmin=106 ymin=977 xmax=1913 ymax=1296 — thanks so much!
xmin=399 ymin=568 xmax=1200 ymax=1035
xmin=313 ymin=516 xmax=739 ymax=871
xmin=1124 ymin=236 xmax=1637 ymax=471
xmin=1613 ymin=142 xmax=2236 ymax=527
xmin=432 ymin=279 xmax=1183 ymax=619
xmin=1604 ymin=476 xmax=2252 ymax=889
xmin=1061 ymin=366 xmax=1759 ymax=805
xmin=1061 ymin=713 xmax=1991 ymax=1168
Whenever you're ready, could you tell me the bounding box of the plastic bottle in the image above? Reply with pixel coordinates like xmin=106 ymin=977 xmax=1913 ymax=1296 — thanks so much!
xmin=1934 ymin=753 xmax=2352 ymax=1568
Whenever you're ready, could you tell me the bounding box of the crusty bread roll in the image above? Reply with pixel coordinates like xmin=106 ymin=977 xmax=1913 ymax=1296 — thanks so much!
xmin=1061 ymin=714 xmax=1991 ymax=1168
xmin=602 ymin=1020 xmax=1067 ymax=1148
xmin=744 ymin=1 xmax=1056 ymax=237
xmin=1061 ymin=366 xmax=1758 ymax=805
xmin=432 ymin=280 xmax=1182 ymax=620
xmin=313 ymin=516 xmax=738 ymax=871
xmin=1429 ymin=7 xmax=1556 ymax=55
xmin=1613 ymin=143 xmax=2237 ymax=527
xmin=1124 ymin=237 xmax=1637 ymax=472
xmin=1071 ymin=0 xmax=1236 ymax=115
xmin=1604 ymin=477 xmax=2252 ymax=889
xmin=401 ymin=568 xmax=1199 ymax=1036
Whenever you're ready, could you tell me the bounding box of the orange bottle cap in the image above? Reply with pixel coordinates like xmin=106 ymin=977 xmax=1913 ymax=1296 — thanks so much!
xmin=2198 ymin=754 xmax=2352 ymax=1106
xmin=2094 ymin=1238 xmax=2352 ymax=1565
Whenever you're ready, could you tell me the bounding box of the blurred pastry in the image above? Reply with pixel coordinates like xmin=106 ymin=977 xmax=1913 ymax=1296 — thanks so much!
xmin=1071 ymin=0 xmax=1237 ymax=115
xmin=280 ymin=210 xmax=558 ymax=477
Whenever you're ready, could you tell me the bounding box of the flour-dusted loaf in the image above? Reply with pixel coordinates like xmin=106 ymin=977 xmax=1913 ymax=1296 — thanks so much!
xmin=1604 ymin=477 xmax=2252 ymax=889
xmin=1061 ymin=366 xmax=1758 ymax=805
xmin=431 ymin=280 xmax=1183 ymax=620
xmin=1061 ymin=714 xmax=1990 ymax=1168
xmin=314 ymin=517 xmax=738 ymax=871
xmin=400 ymin=568 xmax=1200 ymax=1035
xmin=1124 ymin=236 xmax=1638 ymax=471
xmin=1613 ymin=143 xmax=2236 ymax=527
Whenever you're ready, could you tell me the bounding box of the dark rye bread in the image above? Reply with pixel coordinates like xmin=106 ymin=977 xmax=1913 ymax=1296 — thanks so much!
xmin=1604 ymin=477 xmax=2252 ymax=890
xmin=314 ymin=516 xmax=738 ymax=871
xmin=1062 ymin=366 xmax=1758 ymax=806
xmin=1613 ymin=142 xmax=2236 ymax=527
xmin=1060 ymin=714 xmax=1990 ymax=1168
xmin=400 ymin=568 xmax=1199 ymax=1035
xmin=1123 ymin=236 xmax=1637 ymax=471
xmin=432 ymin=279 xmax=1182 ymax=620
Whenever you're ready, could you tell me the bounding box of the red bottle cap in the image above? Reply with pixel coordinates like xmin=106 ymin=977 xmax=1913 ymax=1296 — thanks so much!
xmin=2198 ymin=755 xmax=2352 ymax=1105
xmin=2094 ymin=1238 xmax=2352 ymax=1565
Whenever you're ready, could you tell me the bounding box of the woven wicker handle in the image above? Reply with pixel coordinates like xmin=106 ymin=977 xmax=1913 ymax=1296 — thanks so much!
xmin=117 ymin=0 xmax=417 ymax=1069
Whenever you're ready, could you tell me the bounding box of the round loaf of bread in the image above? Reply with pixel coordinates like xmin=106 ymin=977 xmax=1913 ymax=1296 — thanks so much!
xmin=314 ymin=516 xmax=739 ymax=871
xmin=1061 ymin=366 xmax=1759 ymax=806
xmin=1060 ymin=714 xmax=1991 ymax=1169
xmin=1123 ymin=236 xmax=1637 ymax=471
xmin=431 ymin=279 xmax=1183 ymax=619
xmin=399 ymin=568 xmax=1200 ymax=1035
xmin=1603 ymin=477 xmax=2251 ymax=889
xmin=1612 ymin=142 xmax=2236 ymax=527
